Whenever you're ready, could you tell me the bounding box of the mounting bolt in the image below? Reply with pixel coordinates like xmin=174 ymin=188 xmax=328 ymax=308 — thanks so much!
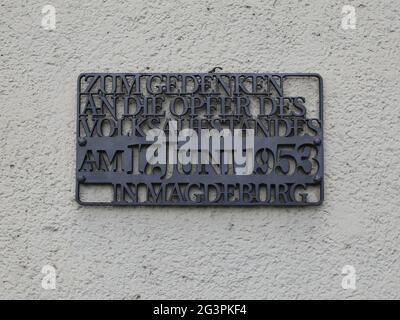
xmin=78 ymin=138 xmax=87 ymax=146
xmin=313 ymin=137 xmax=321 ymax=145
xmin=78 ymin=175 xmax=86 ymax=183
xmin=314 ymin=175 xmax=322 ymax=182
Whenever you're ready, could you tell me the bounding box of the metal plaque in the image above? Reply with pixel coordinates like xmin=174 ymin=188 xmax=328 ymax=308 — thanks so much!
xmin=76 ymin=73 xmax=323 ymax=206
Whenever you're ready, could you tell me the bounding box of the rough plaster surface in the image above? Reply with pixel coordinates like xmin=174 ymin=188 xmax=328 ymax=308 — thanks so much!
xmin=1 ymin=0 xmax=399 ymax=299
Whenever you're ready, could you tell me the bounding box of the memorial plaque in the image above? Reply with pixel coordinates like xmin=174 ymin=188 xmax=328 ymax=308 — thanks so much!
xmin=76 ymin=73 xmax=323 ymax=206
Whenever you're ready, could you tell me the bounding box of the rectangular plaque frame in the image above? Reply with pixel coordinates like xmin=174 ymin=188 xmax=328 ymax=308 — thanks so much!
xmin=76 ymin=73 xmax=324 ymax=206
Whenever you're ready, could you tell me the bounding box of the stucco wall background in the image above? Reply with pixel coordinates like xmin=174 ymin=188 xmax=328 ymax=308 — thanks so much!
xmin=1 ymin=0 xmax=399 ymax=299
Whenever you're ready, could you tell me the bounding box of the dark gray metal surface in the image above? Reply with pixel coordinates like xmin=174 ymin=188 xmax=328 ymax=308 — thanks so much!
xmin=76 ymin=73 xmax=324 ymax=206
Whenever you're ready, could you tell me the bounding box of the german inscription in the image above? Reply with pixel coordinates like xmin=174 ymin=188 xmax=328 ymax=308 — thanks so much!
xmin=76 ymin=73 xmax=323 ymax=206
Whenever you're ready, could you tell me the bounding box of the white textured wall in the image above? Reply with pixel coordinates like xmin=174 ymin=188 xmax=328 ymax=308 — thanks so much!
xmin=1 ymin=0 xmax=399 ymax=299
